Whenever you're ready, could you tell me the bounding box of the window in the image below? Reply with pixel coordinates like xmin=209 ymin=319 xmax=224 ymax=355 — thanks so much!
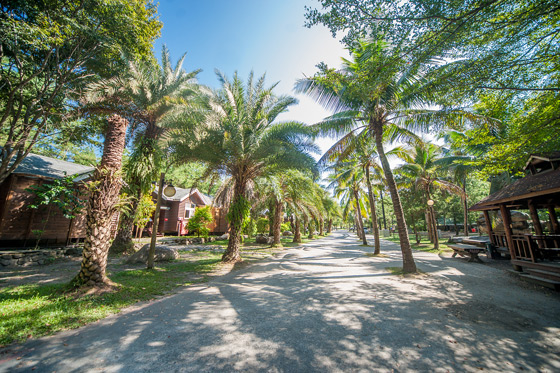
xmin=185 ymin=209 xmax=190 ymax=218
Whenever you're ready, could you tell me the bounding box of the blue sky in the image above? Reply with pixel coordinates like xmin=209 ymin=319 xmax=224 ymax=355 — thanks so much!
xmin=153 ymin=0 xmax=350 ymax=154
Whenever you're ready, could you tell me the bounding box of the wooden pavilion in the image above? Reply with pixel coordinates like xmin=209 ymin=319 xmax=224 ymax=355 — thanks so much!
xmin=470 ymin=153 xmax=560 ymax=288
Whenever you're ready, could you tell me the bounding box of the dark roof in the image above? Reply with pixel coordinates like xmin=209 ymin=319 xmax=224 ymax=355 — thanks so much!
xmin=12 ymin=153 xmax=94 ymax=180
xmin=524 ymin=151 xmax=560 ymax=170
xmin=470 ymin=167 xmax=560 ymax=211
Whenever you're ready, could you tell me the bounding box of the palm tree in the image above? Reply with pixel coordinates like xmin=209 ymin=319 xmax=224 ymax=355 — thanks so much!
xmin=84 ymin=45 xmax=202 ymax=253
xmin=177 ymin=71 xmax=317 ymax=263
xmin=329 ymin=162 xmax=368 ymax=246
xmin=296 ymin=39 xmax=489 ymax=272
xmin=73 ymin=115 xmax=128 ymax=287
xmin=396 ymin=141 xmax=465 ymax=250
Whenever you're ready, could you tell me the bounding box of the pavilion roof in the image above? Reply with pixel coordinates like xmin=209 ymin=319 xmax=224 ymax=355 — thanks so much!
xmin=470 ymin=167 xmax=560 ymax=211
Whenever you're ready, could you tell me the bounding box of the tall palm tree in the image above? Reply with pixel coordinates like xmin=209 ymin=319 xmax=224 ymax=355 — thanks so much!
xmin=396 ymin=141 xmax=465 ymax=250
xmin=177 ymin=71 xmax=317 ymax=263
xmin=84 ymin=45 xmax=202 ymax=252
xmin=73 ymin=115 xmax=128 ymax=287
xmin=296 ymin=39 xmax=489 ymax=272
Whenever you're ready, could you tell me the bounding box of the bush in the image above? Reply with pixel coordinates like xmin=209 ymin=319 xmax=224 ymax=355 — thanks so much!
xmin=280 ymin=222 xmax=291 ymax=232
xmin=187 ymin=206 xmax=213 ymax=238
xmin=242 ymin=218 xmax=257 ymax=237
xmin=256 ymin=217 xmax=269 ymax=234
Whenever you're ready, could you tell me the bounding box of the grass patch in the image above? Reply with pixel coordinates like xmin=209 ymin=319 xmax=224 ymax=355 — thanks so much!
xmin=383 ymin=236 xmax=453 ymax=254
xmin=0 ymin=254 xmax=222 ymax=347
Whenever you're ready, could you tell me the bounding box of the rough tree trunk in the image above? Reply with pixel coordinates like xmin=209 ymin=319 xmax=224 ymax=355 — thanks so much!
xmin=222 ymin=180 xmax=247 ymax=263
xmin=354 ymin=189 xmax=368 ymax=246
xmin=74 ymin=115 xmax=128 ymax=287
xmin=293 ymin=216 xmax=302 ymax=243
xmin=319 ymin=217 xmax=324 ymax=236
xmin=272 ymin=199 xmax=283 ymax=247
xmin=365 ymin=166 xmax=381 ymax=254
xmin=327 ymin=219 xmax=333 ymax=233
xmin=308 ymin=220 xmax=314 ymax=239
xmin=371 ymin=119 xmax=416 ymax=273
xmin=463 ymin=193 xmax=469 ymax=237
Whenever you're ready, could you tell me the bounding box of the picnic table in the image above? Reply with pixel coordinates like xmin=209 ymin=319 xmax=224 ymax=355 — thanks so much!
xmin=449 ymin=243 xmax=486 ymax=263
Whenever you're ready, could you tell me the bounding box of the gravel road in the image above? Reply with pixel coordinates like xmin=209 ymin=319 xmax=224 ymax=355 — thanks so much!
xmin=1 ymin=230 xmax=559 ymax=372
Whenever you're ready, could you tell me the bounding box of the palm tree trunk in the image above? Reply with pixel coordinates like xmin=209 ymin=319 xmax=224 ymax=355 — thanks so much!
xmin=319 ymin=217 xmax=324 ymax=236
xmin=371 ymin=120 xmax=416 ymax=273
xmin=293 ymin=216 xmax=302 ymax=243
xmin=327 ymin=219 xmax=333 ymax=233
xmin=365 ymin=166 xmax=381 ymax=254
xmin=272 ymin=199 xmax=283 ymax=247
xmin=353 ymin=189 xmax=368 ymax=245
xmin=308 ymin=220 xmax=314 ymax=239
xmin=74 ymin=115 xmax=128 ymax=287
xmin=110 ymin=189 xmax=140 ymax=254
xmin=223 ymin=180 xmax=247 ymax=263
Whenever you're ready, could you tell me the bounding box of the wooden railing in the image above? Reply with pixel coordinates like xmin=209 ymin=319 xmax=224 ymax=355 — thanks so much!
xmin=491 ymin=233 xmax=560 ymax=262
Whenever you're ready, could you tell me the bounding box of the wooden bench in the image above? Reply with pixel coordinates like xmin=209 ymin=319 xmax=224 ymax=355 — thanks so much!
xmin=448 ymin=244 xmax=486 ymax=263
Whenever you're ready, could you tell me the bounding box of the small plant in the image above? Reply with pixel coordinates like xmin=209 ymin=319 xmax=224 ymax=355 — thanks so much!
xmin=26 ymin=174 xmax=85 ymax=248
xmin=188 ymin=206 xmax=213 ymax=238
xmin=280 ymin=222 xmax=291 ymax=232
xmin=242 ymin=218 xmax=257 ymax=237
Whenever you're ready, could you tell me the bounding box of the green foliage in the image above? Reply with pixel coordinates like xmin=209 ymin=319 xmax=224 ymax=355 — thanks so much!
xmin=27 ymin=175 xmax=85 ymax=219
xmin=227 ymin=196 xmax=251 ymax=230
xmin=187 ymin=206 xmax=213 ymax=238
xmin=280 ymin=222 xmax=291 ymax=232
xmin=256 ymin=218 xmax=270 ymax=234
xmin=0 ymin=0 xmax=161 ymax=184
xmin=133 ymin=193 xmax=156 ymax=232
xmin=166 ymin=162 xmax=222 ymax=195
xmin=242 ymin=218 xmax=257 ymax=237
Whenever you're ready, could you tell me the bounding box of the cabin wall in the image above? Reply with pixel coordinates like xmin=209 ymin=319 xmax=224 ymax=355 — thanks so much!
xmin=0 ymin=175 xmax=90 ymax=246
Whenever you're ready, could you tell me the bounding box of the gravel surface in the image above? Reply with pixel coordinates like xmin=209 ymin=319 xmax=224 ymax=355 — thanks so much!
xmin=1 ymin=230 xmax=559 ymax=372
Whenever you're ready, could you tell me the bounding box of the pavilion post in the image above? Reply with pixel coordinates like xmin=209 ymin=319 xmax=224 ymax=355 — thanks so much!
xmin=548 ymin=205 xmax=560 ymax=234
xmin=483 ymin=210 xmax=494 ymax=244
xmin=528 ymin=200 xmax=544 ymax=248
xmin=499 ymin=204 xmax=516 ymax=261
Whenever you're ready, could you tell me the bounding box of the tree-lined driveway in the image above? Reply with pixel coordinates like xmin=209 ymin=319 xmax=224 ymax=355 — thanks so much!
xmin=2 ymin=231 xmax=559 ymax=372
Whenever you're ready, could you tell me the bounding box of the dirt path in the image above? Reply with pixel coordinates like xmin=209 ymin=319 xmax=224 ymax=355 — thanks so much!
xmin=1 ymin=231 xmax=559 ymax=372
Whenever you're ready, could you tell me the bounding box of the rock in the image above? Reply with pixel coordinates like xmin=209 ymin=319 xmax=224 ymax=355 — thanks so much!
xmin=217 ymin=233 xmax=229 ymax=240
xmin=190 ymin=237 xmax=206 ymax=244
xmin=255 ymin=235 xmax=273 ymax=244
xmin=282 ymin=231 xmax=293 ymax=236
xmin=1 ymin=259 xmax=12 ymax=266
xmin=65 ymin=247 xmax=82 ymax=256
xmin=125 ymin=244 xmax=179 ymax=264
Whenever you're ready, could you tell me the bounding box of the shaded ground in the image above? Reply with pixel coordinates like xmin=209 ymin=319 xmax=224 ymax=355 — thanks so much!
xmin=1 ymin=231 xmax=559 ymax=372
xmin=0 ymin=243 xmax=278 ymax=288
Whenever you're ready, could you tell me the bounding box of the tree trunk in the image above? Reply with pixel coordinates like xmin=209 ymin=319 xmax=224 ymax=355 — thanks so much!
xmin=147 ymin=172 xmax=164 ymax=269
xmin=354 ymin=189 xmax=368 ymax=245
xmin=371 ymin=120 xmax=416 ymax=273
xmin=430 ymin=206 xmax=439 ymax=250
xmin=319 ymin=217 xmax=324 ymax=236
xmin=272 ymin=199 xmax=283 ymax=247
xmin=365 ymin=166 xmax=381 ymax=254
xmin=268 ymin=201 xmax=275 ymax=236
xmin=327 ymin=218 xmax=333 ymax=233
xmin=308 ymin=220 xmax=314 ymax=239
xmin=293 ymin=216 xmax=302 ymax=243
xmin=380 ymin=189 xmax=387 ymax=229
xmin=74 ymin=115 xmax=128 ymax=287
xmin=109 ymin=190 xmax=140 ymax=254
xmin=222 ymin=179 xmax=247 ymax=263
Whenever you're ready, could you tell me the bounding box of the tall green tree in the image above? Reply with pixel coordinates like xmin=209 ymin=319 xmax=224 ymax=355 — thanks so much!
xmin=0 ymin=0 xmax=161 ymax=185
xmin=84 ymin=45 xmax=203 ymax=252
xmin=175 ymin=71 xmax=317 ymax=263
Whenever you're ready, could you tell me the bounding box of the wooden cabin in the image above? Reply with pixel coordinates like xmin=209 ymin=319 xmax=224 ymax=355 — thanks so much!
xmin=470 ymin=152 xmax=560 ymax=289
xmin=150 ymin=186 xmax=228 ymax=236
xmin=0 ymin=153 xmax=95 ymax=247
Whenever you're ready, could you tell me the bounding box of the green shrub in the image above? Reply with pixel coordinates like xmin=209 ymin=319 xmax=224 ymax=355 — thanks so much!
xmin=280 ymin=222 xmax=291 ymax=232
xmin=256 ymin=217 xmax=269 ymax=234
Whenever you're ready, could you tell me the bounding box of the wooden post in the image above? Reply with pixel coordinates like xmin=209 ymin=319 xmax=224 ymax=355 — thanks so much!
xmin=528 ymin=200 xmax=544 ymax=248
xmin=66 ymin=217 xmax=75 ymax=246
xmin=148 ymin=173 xmax=165 ymax=269
xmin=483 ymin=210 xmax=494 ymax=244
xmin=548 ymin=205 xmax=560 ymax=234
xmin=500 ymin=204 xmax=516 ymax=261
